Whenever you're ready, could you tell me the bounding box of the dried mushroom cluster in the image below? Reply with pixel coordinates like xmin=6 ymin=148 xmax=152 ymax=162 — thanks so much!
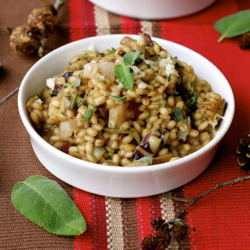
xmin=9 ymin=0 xmax=63 ymax=57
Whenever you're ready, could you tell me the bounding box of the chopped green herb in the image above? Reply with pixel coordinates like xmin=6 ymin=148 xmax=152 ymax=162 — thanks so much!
xmin=78 ymin=65 xmax=84 ymax=70
xmin=83 ymin=53 xmax=89 ymax=58
xmin=65 ymin=93 xmax=71 ymax=98
xmin=147 ymin=64 xmax=151 ymax=68
xmin=63 ymin=85 xmax=68 ymax=88
xmin=80 ymin=107 xmax=95 ymax=122
xmin=135 ymin=156 xmax=153 ymax=164
xmin=190 ymin=92 xmax=199 ymax=106
xmin=77 ymin=98 xmax=84 ymax=108
xmin=110 ymin=95 xmax=127 ymax=102
xmin=187 ymin=80 xmax=196 ymax=90
xmin=123 ymin=50 xmax=141 ymax=66
xmin=175 ymin=62 xmax=184 ymax=69
xmin=177 ymin=75 xmax=182 ymax=85
xmin=150 ymin=79 xmax=156 ymax=85
xmin=103 ymin=79 xmax=107 ymax=84
xmin=173 ymin=56 xmax=178 ymax=59
xmin=168 ymin=74 xmax=172 ymax=81
xmin=147 ymin=114 xmax=151 ymax=119
xmin=159 ymin=103 xmax=166 ymax=107
xmin=71 ymin=94 xmax=78 ymax=109
xmin=120 ymin=127 xmax=125 ymax=131
xmin=108 ymin=47 xmax=116 ymax=55
xmin=73 ymin=76 xmax=81 ymax=88
xmin=62 ymin=112 xmax=67 ymax=117
xmin=174 ymin=107 xmax=185 ymax=123
xmin=114 ymin=64 xmax=134 ymax=90
xmin=52 ymin=89 xmax=59 ymax=96
xmin=107 ymin=153 xmax=113 ymax=158
xmin=108 ymin=123 xmax=113 ymax=128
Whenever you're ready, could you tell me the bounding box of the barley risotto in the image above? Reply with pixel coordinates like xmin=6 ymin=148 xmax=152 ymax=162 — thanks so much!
xmin=26 ymin=34 xmax=226 ymax=166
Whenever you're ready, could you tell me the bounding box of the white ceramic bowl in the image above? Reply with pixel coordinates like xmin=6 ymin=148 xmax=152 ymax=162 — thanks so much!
xmin=89 ymin=0 xmax=216 ymax=19
xmin=18 ymin=35 xmax=234 ymax=198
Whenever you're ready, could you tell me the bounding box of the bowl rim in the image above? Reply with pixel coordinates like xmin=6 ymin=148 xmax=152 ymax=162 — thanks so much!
xmin=18 ymin=34 xmax=235 ymax=174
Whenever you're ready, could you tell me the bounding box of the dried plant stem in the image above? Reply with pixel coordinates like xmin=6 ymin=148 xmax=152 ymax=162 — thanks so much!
xmin=171 ymin=175 xmax=250 ymax=218
xmin=0 ymin=87 xmax=19 ymax=105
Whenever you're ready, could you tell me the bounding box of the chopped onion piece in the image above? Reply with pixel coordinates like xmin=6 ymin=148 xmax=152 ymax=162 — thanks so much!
xmin=93 ymin=147 xmax=105 ymax=160
xmin=46 ymin=77 xmax=55 ymax=90
xmin=59 ymin=120 xmax=74 ymax=138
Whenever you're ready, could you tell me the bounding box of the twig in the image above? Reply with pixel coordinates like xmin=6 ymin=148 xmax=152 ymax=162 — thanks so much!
xmin=171 ymin=175 xmax=250 ymax=218
xmin=0 ymin=87 xmax=19 ymax=105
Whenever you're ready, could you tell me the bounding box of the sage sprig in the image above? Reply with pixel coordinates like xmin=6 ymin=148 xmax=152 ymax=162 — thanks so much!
xmin=114 ymin=64 xmax=134 ymax=90
xmin=214 ymin=10 xmax=250 ymax=42
xmin=11 ymin=175 xmax=86 ymax=236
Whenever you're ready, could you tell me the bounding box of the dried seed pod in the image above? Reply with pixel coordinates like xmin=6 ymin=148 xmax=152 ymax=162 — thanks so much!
xmin=235 ymin=131 xmax=250 ymax=170
xmin=142 ymin=235 xmax=157 ymax=250
xmin=27 ymin=7 xmax=56 ymax=40
xmin=151 ymin=217 xmax=169 ymax=232
xmin=171 ymin=223 xmax=188 ymax=241
xmin=239 ymin=32 xmax=250 ymax=50
xmin=9 ymin=25 xmax=40 ymax=56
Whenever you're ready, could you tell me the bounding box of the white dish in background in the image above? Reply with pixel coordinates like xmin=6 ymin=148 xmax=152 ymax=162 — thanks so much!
xmin=18 ymin=35 xmax=234 ymax=198
xmin=89 ymin=0 xmax=216 ymax=19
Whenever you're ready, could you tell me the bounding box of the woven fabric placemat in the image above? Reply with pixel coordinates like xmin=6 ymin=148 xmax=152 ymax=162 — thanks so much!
xmin=0 ymin=0 xmax=249 ymax=249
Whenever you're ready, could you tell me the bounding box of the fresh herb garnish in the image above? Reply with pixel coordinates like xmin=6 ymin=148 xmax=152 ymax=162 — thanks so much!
xmin=135 ymin=156 xmax=153 ymax=164
xmin=147 ymin=64 xmax=151 ymax=68
xmin=52 ymin=89 xmax=59 ymax=96
xmin=150 ymin=79 xmax=156 ymax=85
xmin=159 ymin=103 xmax=166 ymax=107
xmin=214 ymin=10 xmax=250 ymax=42
xmin=175 ymin=62 xmax=184 ymax=69
xmin=83 ymin=53 xmax=89 ymax=58
xmin=168 ymin=74 xmax=172 ymax=81
xmin=107 ymin=153 xmax=113 ymax=158
xmin=177 ymin=75 xmax=182 ymax=85
xmin=174 ymin=107 xmax=185 ymax=123
xmin=187 ymin=80 xmax=196 ymax=90
xmin=108 ymin=47 xmax=116 ymax=55
xmin=80 ymin=106 xmax=95 ymax=122
xmin=71 ymin=94 xmax=78 ymax=109
xmin=11 ymin=175 xmax=86 ymax=236
xmin=65 ymin=93 xmax=71 ymax=98
xmin=110 ymin=95 xmax=127 ymax=102
xmin=123 ymin=50 xmax=141 ymax=66
xmin=114 ymin=64 xmax=134 ymax=90
xmin=190 ymin=92 xmax=199 ymax=106
xmin=78 ymin=65 xmax=84 ymax=70
xmin=73 ymin=75 xmax=81 ymax=88
xmin=63 ymin=85 xmax=68 ymax=88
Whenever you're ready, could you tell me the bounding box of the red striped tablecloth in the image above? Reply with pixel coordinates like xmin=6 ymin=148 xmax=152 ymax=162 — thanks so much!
xmin=67 ymin=0 xmax=250 ymax=249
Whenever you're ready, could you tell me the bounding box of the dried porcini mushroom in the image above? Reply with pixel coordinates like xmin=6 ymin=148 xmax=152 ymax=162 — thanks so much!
xmin=239 ymin=32 xmax=250 ymax=50
xmin=10 ymin=25 xmax=40 ymax=56
xmin=142 ymin=217 xmax=188 ymax=250
xmin=9 ymin=0 xmax=63 ymax=57
xmin=235 ymin=131 xmax=250 ymax=170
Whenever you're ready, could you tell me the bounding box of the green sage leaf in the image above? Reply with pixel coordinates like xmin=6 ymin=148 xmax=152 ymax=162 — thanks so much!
xmin=123 ymin=50 xmax=141 ymax=65
xmin=174 ymin=107 xmax=185 ymax=123
xmin=80 ymin=106 xmax=95 ymax=122
xmin=73 ymin=75 xmax=81 ymax=88
xmin=71 ymin=94 xmax=78 ymax=109
xmin=114 ymin=64 xmax=134 ymax=90
xmin=11 ymin=175 xmax=86 ymax=236
xmin=135 ymin=156 xmax=153 ymax=164
xmin=214 ymin=10 xmax=250 ymax=42
xmin=110 ymin=95 xmax=127 ymax=102
xmin=190 ymin=92 xmax=199 ymax=106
